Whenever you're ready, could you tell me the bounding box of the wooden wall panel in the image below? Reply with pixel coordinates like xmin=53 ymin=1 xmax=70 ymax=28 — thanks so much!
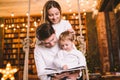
xmin=109 ymin=12 xmax=120 ymax=64
xmin=96 ymin=12 xmax=110 ymax=74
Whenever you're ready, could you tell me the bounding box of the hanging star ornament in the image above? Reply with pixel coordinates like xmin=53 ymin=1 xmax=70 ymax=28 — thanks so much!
xmin=0 ymin=63 xmax=18 ymax=80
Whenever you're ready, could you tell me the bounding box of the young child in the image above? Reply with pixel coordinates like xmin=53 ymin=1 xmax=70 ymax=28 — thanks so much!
xmin=54 ymin=31 xmax=86 ymax=80
xmin=54 ymin=31 xmax=86 ymax=69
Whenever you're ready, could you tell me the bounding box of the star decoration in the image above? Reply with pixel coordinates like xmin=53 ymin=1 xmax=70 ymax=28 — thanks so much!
xmin=0 ymin=63 xmax=18 ymax=80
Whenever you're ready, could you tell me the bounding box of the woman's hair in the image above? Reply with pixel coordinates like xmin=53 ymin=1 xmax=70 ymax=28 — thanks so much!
xmin=59 ymin=31 xmax=74 ymax=42
xmin=36 ymin=23 xmax=55 ymax=41
xmin=41 ymin=0 xmax=61 ymax=24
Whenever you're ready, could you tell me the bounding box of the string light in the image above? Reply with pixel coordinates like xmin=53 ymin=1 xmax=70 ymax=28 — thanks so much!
xmin=40 ymin=10 xmax=43 ymax=14
xmin=26 ymin=12 xmax=29 ymax=16
xmin=11 ymin=12 xmax=14 ymax=17
xmin=62 ymin=16 xmax=66 ymax=20
xmin=0 ymin=24 xmax=4 ymax=27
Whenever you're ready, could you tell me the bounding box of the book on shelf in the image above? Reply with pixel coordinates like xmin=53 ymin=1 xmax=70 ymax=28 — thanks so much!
xmin=20 ymin=54 xmax=24 ymax=58
xmin=20 ymin=33 xmax=26 ymax=37
xmin=5 ymin=29 xmax=12 ymax=33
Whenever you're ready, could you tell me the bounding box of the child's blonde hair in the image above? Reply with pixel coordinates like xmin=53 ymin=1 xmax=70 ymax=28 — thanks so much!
xmin=59 ymin=31 xmax=74 ymax=42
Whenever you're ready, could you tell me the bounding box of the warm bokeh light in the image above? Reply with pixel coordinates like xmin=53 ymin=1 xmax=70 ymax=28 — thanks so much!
xmin=0 ymin=24 xmax=4 ymax=27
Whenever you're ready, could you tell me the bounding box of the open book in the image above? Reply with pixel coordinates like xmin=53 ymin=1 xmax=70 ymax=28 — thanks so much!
xmin=44 ymin=66 xmax=86 ymax=75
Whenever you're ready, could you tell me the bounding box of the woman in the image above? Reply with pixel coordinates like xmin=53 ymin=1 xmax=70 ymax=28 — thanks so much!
xmin=41 ymin=0 xmax=74 ymax=38
xmin=34 ymin=1 xmax=81 ymax=80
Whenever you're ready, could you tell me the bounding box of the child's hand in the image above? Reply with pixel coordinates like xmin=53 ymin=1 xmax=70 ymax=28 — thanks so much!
xmin=63 ymin=65 xmax=68 ymax=70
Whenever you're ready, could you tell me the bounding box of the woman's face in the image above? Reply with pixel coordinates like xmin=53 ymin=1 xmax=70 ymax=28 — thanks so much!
xmin=48 ymin=7 xmax=61 ymax=24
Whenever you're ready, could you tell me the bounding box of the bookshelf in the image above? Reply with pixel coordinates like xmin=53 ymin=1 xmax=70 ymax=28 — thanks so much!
xmin=3 ymin=16 xmax=40 ymax=80
xmin=2 ymin=13 xmax=87 ymax=79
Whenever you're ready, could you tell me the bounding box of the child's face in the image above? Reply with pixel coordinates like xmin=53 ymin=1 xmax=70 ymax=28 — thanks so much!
xmin=59 ymin=40 xmax=73 ymax=51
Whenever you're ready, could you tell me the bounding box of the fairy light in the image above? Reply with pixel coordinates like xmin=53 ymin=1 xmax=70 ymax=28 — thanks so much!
xmin=69 ymin=9 xmax=72 ymax=12
xmin=62 ymin=16 xmax=66 ymax=20
xmin=68 ymin=4 xmax=72 ymax=7
xmin=9 ymin=25 xmax=11 ymax=28
xmin=26 ymin=25 xmax=28 ymax=28
xmin=13 ymin=28 xmax=16 ymax=31
xmin=75 ymin=16 xmax=79 ymax=19
xmin=73 ymin=13 xmax=76 ymax=16
xmin=40 ymin=10 xmax=43 ymax=14
xmin=22 ymin=28 xmax=25 ymax=32
xmin=83 ymin=12 xmax=86 ymax=15
xmin=5 ymin=27 xmax=8 ymax=30
xmin=30 ymin=28 xmax=34 ymax=31
xmin=83 ymin=9 xmax=86 ymax=12
xmin=81 ymin=3 xmax=84 ymax=6
xmin=26 ymin=12 xmax=29 ymax=16
xmin=0 ymin=24 xmax=4 ymax=27
xmin=34 ymin=21 xmax=37 ymax=27
xmin=11 ymin=12 xmax=14 ymax=17
xmin=12 ymin=24 xmax=14 ymax=27
xmin=17 ymin=25 xmax=19 ymax=28
xmin=66 ymin=0 xmax=70 ymax=3
xmin=86 ymin=1 xmax=89 ymax=4
xmin=23 ymin=23 xmax=25 ymax=26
